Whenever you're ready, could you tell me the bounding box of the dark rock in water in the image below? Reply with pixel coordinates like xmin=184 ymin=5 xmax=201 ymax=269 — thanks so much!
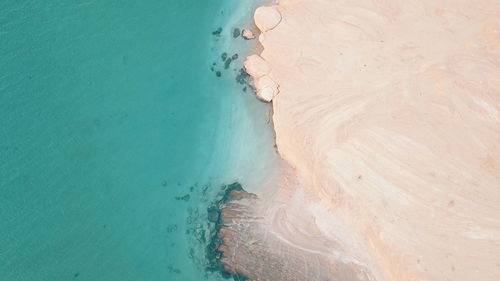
xmin=233 ymin=28 xmax=241 ymax=38
xmin=232 ymin=54 xmax=239 ymax=60
xmin=207 ymin=206 xmax=219 ymax=223
xmin=215 ymin=71 xmax=221 ymax=77
xmin=236 ymin=68 xmax=249 ymax=85
xmin=221 ymin=52 xmax=228 ymax=61
xmin=175 ymin=194 xmax=190 ymax=202
xmin=224 ymin=58 xmax=232 ymax=69
xmin=166 ymin=224 xmax=178 ymax=233
xmin=167 ymin=266 xmax=182 ymax=274
xmin=212 ymin=27 xmax=222 ymax=36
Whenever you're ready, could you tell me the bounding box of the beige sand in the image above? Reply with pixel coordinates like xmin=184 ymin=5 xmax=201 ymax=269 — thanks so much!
xmin=243 ymin=0 xmax=500 ymax=280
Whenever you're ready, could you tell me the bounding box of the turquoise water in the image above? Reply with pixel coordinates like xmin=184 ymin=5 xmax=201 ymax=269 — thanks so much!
xmin=0 ymin=1 xmax=276 ymax=280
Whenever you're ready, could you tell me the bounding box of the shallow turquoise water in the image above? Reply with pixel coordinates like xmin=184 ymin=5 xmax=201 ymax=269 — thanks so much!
xmin=0 ymin=1 xmax=274 ymax=280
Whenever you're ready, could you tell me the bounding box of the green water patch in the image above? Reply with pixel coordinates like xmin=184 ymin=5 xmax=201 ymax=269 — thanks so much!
xmin=0 ymin=0 xmax=270 ymax=280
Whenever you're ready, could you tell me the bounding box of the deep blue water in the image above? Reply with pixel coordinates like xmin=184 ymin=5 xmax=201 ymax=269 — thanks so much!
xmin=0 ymin=1 xmax=275 ymax=280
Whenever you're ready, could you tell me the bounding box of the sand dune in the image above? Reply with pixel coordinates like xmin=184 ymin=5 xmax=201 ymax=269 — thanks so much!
xmin=237 ymin=0 xmax=500 ymax=280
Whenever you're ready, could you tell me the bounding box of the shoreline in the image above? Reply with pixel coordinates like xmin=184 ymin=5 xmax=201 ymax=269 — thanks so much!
xmin=186 ymin=1 xmax=286 ymax=280
xmin=204 ymin=0 xmax=282 ymax=196
xmin=221 ymin=0 xmax=500 ymax=280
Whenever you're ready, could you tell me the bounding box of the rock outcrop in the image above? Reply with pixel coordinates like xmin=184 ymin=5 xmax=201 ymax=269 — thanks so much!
xmin=244 ymin=55 xmax=279 ymax=102
xmin=242 ymin=29 xmax=255 ymax=40
xmin=214 ymin=180 xmax=379 ymax=281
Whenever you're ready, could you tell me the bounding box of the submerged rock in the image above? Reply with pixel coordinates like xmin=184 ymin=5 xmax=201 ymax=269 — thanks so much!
xmin=235 ymin=68 xmax=249 ymax=85
xmin=224 ymin=58 xmax=232 ymax=69
xmin=212 ymin=27 xmax=222 ymax=36
xmin=207 ymin=206 xmax=219 ymax=223
xmin=233 ymin=28 xmax=241 ymax=38
xmin=175 ymin=194 xmax=190 ymax=202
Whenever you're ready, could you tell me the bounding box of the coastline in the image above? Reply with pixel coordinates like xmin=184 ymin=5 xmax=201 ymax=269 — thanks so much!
xmin=204 ymin=0 xmax=282 ymax=195
xmin=0 ymin=1 xmax=284 ymax=280
xmin=220 ymin=0 xmax=500 ymax=280
xmin=184 ymin=1 xmax=288 ymax=280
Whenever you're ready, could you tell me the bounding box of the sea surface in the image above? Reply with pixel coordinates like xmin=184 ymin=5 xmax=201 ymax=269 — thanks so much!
xmin=0 ymin=1 xmax=277 ymax=280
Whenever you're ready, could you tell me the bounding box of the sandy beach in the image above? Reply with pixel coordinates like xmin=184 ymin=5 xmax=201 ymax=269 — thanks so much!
xmin=218 ymin=0 xmax=500 ymax=280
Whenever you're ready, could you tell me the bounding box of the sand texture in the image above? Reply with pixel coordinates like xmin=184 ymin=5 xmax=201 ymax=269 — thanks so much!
xmin=239 ymin=0 xmax=500 ymax=280
xmin=217 ymin=170 xmax=380 ymax=281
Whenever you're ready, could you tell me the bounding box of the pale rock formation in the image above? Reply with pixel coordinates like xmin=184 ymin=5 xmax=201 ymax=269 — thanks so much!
xmin=243 ymin=55 xmax=271 ymax=77
xmin=242 ymin=28 xmax=255 ymax=40
xmin=244 ymin=54 xmax=279 ymax=102
xmin=243 ymin=6 xmax=283 ymax=102
xmin=253 ymin=76 xmax=279 ymax=102
xmin=254 ymin=6 xmax=282 ymax=32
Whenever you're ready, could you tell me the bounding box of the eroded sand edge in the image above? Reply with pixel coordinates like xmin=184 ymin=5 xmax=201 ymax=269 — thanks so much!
xmin=222 ymin=1 xmax=500 ymax=280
